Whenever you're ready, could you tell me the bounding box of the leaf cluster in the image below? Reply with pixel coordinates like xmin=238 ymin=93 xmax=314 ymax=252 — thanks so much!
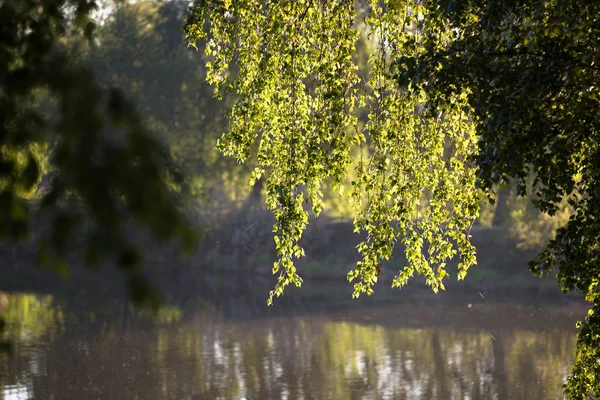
xmin=185 ymin=0 xmax=481 ymax=303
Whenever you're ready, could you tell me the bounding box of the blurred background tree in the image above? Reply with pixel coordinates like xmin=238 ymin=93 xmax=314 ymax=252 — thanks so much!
xmin=0 ymin=0 xmax=197 ymax=306
xmin=85 ymin=1 xmax=254 ymax=218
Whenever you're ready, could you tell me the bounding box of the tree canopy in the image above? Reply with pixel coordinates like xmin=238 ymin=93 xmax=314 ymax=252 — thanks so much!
xmin=185 ymin=0 xmax=599 ymax=396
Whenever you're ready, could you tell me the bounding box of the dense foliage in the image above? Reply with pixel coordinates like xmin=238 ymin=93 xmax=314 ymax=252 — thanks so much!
xmin=0 ymin=0 xmax=196 ymax=305
xmin=185 ymin=0 xmax=599 ymax=396
xmin=185 ymin=0 xmax=481 ymax=305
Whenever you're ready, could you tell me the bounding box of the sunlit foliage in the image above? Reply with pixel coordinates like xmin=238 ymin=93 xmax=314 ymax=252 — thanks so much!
xmin=186 ymin=0 xmax=599 ymax=395
xmin=185 ymin=0 xmax=481 ymax=305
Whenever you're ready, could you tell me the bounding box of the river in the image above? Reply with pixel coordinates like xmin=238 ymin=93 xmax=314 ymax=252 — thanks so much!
xmin=0 ymin=282 xmax=587 ymax=400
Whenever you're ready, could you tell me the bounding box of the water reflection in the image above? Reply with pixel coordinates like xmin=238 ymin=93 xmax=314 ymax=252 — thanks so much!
xmin=0 ymin=293 xmax=584 ymax=400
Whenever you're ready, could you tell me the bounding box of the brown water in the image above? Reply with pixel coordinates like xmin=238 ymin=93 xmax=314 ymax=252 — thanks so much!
xmin=0 ymin=292 xmax=587 ymax=400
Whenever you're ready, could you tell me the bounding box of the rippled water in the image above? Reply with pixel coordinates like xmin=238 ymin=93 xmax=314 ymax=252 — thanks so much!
xmin=0 ymin=290 xmax=587 ymax=400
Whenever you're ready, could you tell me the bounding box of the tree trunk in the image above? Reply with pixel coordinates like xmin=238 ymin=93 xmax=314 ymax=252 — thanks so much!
xmin=492 ymin=182 xmax=515 ymax=227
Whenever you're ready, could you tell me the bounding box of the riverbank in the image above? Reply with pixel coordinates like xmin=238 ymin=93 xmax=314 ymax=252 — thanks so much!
xmin=0 ymin=214 xmax=579 ymax=303
xmin=191 ymin=214 xmax=565 ymax=296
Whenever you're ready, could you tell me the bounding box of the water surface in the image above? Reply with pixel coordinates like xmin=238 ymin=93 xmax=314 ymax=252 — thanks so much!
xmin=0 ymin=288 xmax=586 ymax=400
